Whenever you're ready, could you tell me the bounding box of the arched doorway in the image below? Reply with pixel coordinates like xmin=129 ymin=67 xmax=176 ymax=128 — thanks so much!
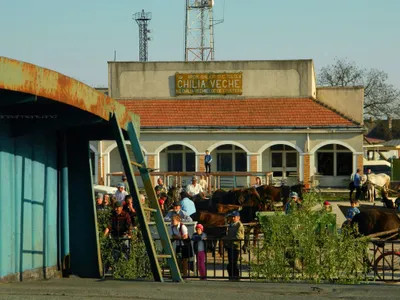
xmin=261 ymin=144 xmax=300 ymax=185
xmin=159 ymin=145 xmax=196 ymax=172
xmin=314 ymin=144 xmax=353 ymax=187
xmin=211 ymin=145 xmax=248 ymax=187
xmin=159 ymin=145 xmax=196 ymax=188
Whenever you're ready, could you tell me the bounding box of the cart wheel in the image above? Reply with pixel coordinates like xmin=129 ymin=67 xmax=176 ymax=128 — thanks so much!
xmin=374 ymin=251 xmax=400 ymax=280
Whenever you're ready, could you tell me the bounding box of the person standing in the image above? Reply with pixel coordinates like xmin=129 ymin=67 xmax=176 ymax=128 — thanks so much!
xmin=353 ymin=169 xmax=362 ymax=202
xmin=122 ymin=175 xmax=130 ymax=194
xmin=169 ymin=215 xmax=193 ymax=277
xmin=224 ymin=211 xmax=244 ymax=281
xmin=103 ymin=202 xmax=132 ymax=269
xmin=192 ymin=224 xmax=207 ymax=280
xmin=204 ymin=150 xmax=212 ymax=174
xmin=115 ymin=183 xmax=128 ymax=204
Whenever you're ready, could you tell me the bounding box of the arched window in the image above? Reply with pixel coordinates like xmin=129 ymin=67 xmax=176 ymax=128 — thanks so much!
xmin=269 ymin=145 xmax=298 ymax=177
xmin=214 ymin=145 xmax=247 ymax=172
xmin=316 ymin=144 xmax=352 ymax=176
xmin=160 ymin=145 xmax=195 ymax=172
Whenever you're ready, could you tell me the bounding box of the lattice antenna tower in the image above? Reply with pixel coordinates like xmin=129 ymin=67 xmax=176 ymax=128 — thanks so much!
xmin=184 ymin=0 xmax=224 ymax=61
xmin=133 ymin=9 xmax=152 ymax=62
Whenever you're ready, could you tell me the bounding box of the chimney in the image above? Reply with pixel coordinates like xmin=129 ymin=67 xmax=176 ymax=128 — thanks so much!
xmin=388 ymin=116 xmax=393 ymax=140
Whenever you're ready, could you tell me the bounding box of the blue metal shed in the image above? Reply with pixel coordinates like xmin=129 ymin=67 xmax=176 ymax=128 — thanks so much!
xmin=0 ymin=57 xmax=140 ymax=281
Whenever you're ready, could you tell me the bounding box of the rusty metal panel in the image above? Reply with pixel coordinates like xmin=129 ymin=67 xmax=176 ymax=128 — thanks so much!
xmin=0 ymin=57 xmax=140 ymax=136
xmin=175 ymin=72 xmax=243 ymax=95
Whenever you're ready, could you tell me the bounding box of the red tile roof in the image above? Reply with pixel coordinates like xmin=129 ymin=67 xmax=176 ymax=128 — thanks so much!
xmin=119 ymin=98 xmax=357 ymax=128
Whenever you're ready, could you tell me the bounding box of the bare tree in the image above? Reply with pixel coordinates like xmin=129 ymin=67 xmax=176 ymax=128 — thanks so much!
xmin=317 ymin=58 xmax=400 ymax=119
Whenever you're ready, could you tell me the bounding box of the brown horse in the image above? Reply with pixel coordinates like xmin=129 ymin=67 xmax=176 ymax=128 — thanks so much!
xmin=351 ymin=209 xmax=400 ymax=236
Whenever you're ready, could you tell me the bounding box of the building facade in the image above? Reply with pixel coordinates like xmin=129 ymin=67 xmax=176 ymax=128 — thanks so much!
xmin=92 ymin=60 xmax=365 ymax=188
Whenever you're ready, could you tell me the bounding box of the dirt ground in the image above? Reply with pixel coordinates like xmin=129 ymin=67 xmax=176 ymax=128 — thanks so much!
xmin=1 ymin=277 xmax=400 ymax=300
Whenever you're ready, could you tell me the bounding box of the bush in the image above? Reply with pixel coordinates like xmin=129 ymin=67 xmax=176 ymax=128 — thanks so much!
xmin=97 ymin=209 xmax=152 ymax=279
xmin=252 ymin=192 xmax=370 ymax=283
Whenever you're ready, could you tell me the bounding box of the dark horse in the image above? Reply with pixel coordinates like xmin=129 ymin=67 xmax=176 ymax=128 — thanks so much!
xmin=351 ymin=208 xmax=400 ymax=236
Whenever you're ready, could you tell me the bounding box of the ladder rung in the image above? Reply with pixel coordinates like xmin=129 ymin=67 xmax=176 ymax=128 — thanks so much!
xmin=157 ymin=254 xmax=172 ymax=259
xmin=143 ymin=207 xmax=157 ymax=213
xmin=131 ymin=161 xmax=143 ymax=168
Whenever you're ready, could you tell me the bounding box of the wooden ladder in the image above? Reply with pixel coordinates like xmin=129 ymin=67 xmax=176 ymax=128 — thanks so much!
xmin=110 ymin=113 xmax=183 ymax=282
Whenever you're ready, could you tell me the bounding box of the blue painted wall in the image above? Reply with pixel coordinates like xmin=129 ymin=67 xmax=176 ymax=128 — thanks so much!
xmin=0 ymin=124 xmax=59 ymax=279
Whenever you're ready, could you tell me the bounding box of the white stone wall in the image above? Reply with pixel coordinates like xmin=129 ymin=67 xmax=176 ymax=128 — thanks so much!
xmin=109 ymin=60 xmax=315 ymax=99
xmin=97 ymin=130 xmax=363 ymax=188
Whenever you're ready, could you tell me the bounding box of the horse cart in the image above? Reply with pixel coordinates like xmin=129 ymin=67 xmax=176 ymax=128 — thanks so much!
xmin=338 ymin=204 xmax=400 ymax=280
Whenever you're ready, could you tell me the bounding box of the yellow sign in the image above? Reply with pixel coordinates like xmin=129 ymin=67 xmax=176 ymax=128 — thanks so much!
xmin=175 ymin=72 xmax=243 ymax=95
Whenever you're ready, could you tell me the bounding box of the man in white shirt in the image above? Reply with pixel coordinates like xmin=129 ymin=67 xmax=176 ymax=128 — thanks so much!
xmin=115 ymin=183 xmax=128 ymax=204
xmin=186 ymin=176 xmax=203 ymax=198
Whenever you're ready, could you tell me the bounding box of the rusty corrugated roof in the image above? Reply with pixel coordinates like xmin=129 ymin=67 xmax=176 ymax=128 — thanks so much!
xmin=0 ymin=56 xmax=140 ymax=134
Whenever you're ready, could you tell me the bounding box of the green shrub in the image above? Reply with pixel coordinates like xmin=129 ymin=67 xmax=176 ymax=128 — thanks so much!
xmin=97 ymin=209 xmax=152 ymax=279
xmin=252 ymin=192 xmax=370 ymax=283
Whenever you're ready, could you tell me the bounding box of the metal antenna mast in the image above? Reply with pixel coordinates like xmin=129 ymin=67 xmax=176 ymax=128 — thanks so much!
xmin=184 ymin=0 xmax=224 ymax=61
xmin=133 ymin=9 xmax=152 ymax=62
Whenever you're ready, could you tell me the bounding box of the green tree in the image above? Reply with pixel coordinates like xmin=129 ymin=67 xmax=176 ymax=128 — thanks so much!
xmin=252 ymin=193 xmax=370 ymax=283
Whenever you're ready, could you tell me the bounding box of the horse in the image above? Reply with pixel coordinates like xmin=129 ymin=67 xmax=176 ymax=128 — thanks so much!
xmin=362 ymin=173 xmax=391 ymax=192
xmin=351 ymin=208 xmax=400 ymax=236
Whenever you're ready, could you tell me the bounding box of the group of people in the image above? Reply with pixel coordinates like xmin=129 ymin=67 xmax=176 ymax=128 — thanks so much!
xmin=96 ymin=174 xmax=244 ymax=280
xmin=158 ymin=175 xmax=244 ymax=280
xmin=168 ymin=208 xmax=244 ymax=281
xmin=99 ymin=179 xmax=147 ymax=240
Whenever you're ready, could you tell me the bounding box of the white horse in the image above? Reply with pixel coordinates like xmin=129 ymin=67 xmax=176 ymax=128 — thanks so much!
xmin=361 ymin=173 xmax=391 ymax=202
xmin=362 ymin=173 xmax=391 ymax=190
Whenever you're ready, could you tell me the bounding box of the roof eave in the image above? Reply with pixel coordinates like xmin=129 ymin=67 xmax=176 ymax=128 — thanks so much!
xmin=139 ymin=125 xmax=364 ymax=132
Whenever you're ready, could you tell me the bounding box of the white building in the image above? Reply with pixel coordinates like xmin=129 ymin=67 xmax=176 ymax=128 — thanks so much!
xmin=91 ymin=60 xmax=364 ymax=188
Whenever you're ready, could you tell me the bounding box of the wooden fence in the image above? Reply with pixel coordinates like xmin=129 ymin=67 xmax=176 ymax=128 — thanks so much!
xmin=106 ymin=171 xmax=274 ymax=193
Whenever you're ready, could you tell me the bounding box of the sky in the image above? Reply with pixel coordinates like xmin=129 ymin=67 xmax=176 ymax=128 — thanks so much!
xmin=1 ymin=0 xmax=399 ymax=88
